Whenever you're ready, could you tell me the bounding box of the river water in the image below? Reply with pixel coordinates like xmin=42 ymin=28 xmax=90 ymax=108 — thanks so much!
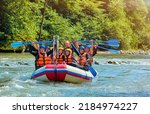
xmin=0 ymin=53 xmax=150 ymax=97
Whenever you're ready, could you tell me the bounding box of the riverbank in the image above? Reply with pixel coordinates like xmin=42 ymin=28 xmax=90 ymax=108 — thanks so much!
xmin=120 ymin=50 xmax=150 ymax=55
xmin=0 ymin=49 xmax=150 ymax=55
xmin=97 ymin=50 xmax=150 ymax=55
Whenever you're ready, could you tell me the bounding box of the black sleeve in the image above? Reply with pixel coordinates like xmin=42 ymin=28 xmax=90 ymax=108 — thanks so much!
xmin=93 ymin=47 xmax=97 ymax=56
xmin=50 ymin=49 xmax=53 ymax=55
xmin=47 ymin=51 xmax=51 ymax=56
xmin=27 ymin=45 xmax=38 ymax=56
xmin=86 ymin=53 xmax=90 ymax=59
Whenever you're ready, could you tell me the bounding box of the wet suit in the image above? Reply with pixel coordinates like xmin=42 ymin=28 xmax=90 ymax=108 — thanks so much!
xmin=28 ymin=45 xmax=53 ymax=70
xmin=28 ymin=45 xmax=39 ymax=70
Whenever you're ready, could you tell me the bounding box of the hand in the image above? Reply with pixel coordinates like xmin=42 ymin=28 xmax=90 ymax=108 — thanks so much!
xmin=90 ymin=39 xmax=94 ymax=44
xmin=73 ymin=39 xmax=77 ymax=42
xmin=32 ymin=42 xmax=36 ymax=45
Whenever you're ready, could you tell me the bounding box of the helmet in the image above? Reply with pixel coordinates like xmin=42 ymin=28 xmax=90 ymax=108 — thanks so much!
xmin=85 ymin=44 xmax=91 ymax=49
xmin=45 ymin=46 xmax=50 ymax=49
xmin=39 ymin=45 xmax=45 ymax=49
xmin=79 ymin=45 xmax=85 ymax=50
xmin=59 ymin=47 xmax=64 ymax=50
xmin=65 ymin=48 xmax=72 ymax=55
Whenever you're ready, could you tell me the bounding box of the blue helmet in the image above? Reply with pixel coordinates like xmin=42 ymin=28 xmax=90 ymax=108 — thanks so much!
xmin=85 ymin=44 xmax=91 ymax=49
xmin=45 ymin=46 xmax=50 ymax=49
xmin=39 ymin=45 xmax=45 ymax=49
xmin=79 ymin=45 xmax=85 ymax=50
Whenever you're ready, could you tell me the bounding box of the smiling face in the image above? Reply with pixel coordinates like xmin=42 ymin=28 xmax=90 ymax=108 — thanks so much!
xmin=65 ymin=50 xmax=70 ymax=56
xmin=59 ymin=49 xmax=63 ymax=55
xmin=79 ymin=49 xmax=85 ymax=54
xmin=65 ymin=41 xmax=70 ymax=48
xmin=40 ymin=48 xmax=45 ymax=54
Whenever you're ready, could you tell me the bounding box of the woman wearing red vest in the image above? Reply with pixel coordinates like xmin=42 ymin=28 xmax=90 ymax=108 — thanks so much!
xmin=64 ymin=48 xmax=74 ymax=65
xmin=78 ymin=46 xmax=88 ymax=66
xmin=57 ymin=47 xmax=65 ymax=64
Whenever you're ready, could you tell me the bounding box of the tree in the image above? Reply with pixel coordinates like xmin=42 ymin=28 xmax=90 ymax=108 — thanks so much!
xmin=0 ymin=0 xmax=40 ymax=50
xmin=125 ymin=0 xmax=150 ymax=50
xmin=0 ymin=0 xmax=150 ymax=51
xmin=103 ymin=0 xmax=134 ymax=50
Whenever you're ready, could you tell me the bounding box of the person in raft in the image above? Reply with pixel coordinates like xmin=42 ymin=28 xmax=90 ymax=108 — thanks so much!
xmin=84 ymin=40 xmax=95 ymax=66
xmin=64 ymin=48 xmax=76 ymax=65
xmin=28 ymin=43 xmax=52 ymax=70
xmin=64 ymin=41 xmax=71 ymax=49
xmin=64 ymin=40 xmax=75 ymax=55
xmin=45 ymin=46 xmax=53 ymax=56
xmin=85 ymin=44 xmax=93 ymax=66
xmin=84 ymin=40 xmax=98 ymax=66
xmin=56 ymin=47 xmax=65 ymax=64
xmin=78 ymin=46 xmax=88 ymax=66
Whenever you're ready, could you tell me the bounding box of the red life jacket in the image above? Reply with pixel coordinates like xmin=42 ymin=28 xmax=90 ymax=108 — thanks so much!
xmin=57 ymin=54 xmax=64 ymax=64
xmin=78 ymin=53 xmax=87 ymax=66
xmin=36 ymin=52 xmax=52 ymax=67
xmin=65 ymin=55 xmax=73 ymax=64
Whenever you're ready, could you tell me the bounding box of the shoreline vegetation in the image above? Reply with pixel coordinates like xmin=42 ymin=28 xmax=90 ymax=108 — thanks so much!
xmin=0 ymin=0 xmax=150 ymax=52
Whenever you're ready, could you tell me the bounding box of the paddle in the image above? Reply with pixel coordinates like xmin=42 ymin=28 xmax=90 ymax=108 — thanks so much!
xmin=98 ymin=43 xmax=120 ymax=48
xmin=78 ymin=39 xmax=120 ymax=48
xmin=97 ymin=46 xmax=120 ymax=54
xmin=11 ymin=41 xmax=53 ymax=48
xmin=95 ymin=39 xmax=120 ymax=44
xmin=78 ymin=39 xmax=119 ymax=44
xmin=71 ymin=43 xmax=97 ymax=77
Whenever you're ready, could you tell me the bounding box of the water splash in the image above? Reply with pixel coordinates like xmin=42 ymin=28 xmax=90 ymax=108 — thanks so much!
xmin=0 ymin=53 xmax=150 ymax=97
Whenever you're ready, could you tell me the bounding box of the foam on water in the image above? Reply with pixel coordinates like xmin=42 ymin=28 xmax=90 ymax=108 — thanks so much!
xmin=0 ymin=53 xmax=150 ymax=97
xmin=15 ymin=84 xmax=24 ymax=89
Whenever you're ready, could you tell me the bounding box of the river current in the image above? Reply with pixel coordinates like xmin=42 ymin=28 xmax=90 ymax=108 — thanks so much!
xmin=0 ymin=53 xmax=150 ymax=97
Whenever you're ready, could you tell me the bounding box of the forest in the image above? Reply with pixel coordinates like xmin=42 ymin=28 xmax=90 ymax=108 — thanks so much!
xmin=0 ymin=0 xmax=150 ymax=51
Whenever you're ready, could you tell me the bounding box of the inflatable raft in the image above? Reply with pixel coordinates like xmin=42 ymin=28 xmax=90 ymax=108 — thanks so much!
xmin=31 ymin=64 xmax=96 ymax=83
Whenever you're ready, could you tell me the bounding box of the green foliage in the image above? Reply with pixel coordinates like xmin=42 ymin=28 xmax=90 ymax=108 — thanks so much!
xmin=0 ymin=0 xmax=150 ymax=51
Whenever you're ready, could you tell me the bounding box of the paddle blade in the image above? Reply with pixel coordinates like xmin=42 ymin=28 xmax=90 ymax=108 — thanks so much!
xmin=38 ymin=41 xmax=53 ymax=45
xmin=89 ymin=66 xmax=97 ymax=77
xmin=97 ymin=46 xmax=120 ymax=54
xmin=107 ymin=39 xmax=119 ymax=43
xmin=78 ymin=39 xmax=120 ymax=46
xmin=99 ymin=43 xmax=120 ymax=48
xmin=11 ymin=42 xmax=24 ymax=48
xmin=108 ymin=48 xmax=120 ymax=54
xmin=95 ymin=39 xmax=120 ymax=44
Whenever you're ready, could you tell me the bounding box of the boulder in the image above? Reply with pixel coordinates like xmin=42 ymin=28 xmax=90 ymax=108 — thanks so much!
xmin=4 ymin=64 xmax=9 ymax=66
xmin=107 ymin=61 xmax=118 ymax=64
xmin=17 ymin=62 xmax=29 ymax=65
